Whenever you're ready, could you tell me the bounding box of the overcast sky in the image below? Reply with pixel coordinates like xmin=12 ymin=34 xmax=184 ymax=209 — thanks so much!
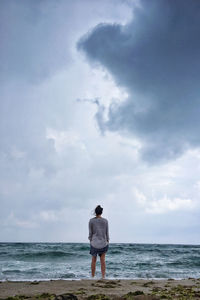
xmin=1 ymin=0 xmax=200 ymax=244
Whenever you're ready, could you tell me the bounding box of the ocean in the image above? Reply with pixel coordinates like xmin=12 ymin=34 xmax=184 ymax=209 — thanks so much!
xmin=0 ymin=243 xmax=200 ymax=281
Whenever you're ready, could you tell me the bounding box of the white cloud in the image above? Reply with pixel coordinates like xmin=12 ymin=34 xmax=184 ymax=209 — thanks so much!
xmin=5 ymin=212 xmax=38 ymax=229
xmin=10 ymin=146 xmax=26 ymax=159
xmin=136 ymin=192 xmax=195 ymax=214
xmin=39 ymin=210 xmax=58 ymax=222
xmin=46 ymin=128 xmax=87 ymax=154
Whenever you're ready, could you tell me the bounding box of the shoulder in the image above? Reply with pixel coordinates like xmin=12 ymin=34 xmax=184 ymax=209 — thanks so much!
xmin=101 ymin=217 xmax=108 ymax=223
xmin=89 ymin=217 xmax=95 ymax=223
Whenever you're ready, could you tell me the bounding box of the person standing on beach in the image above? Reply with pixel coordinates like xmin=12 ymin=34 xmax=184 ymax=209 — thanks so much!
xmin=88 ymin=205 xmax=109 ymax=279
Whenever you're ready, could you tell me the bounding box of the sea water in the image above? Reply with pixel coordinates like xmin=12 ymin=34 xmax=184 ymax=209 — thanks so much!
xmin=0 ymin=243 xmax=200 ymax=281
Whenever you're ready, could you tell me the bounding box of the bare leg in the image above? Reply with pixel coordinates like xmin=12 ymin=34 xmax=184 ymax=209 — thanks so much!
xmin=91 ymin=256 xmax=97 ymax=277
xmin=100 ymin=253 xmax=106 ymax=279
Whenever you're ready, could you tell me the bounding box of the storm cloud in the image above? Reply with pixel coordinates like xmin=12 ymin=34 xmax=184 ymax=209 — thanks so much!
xmin=1 ymin=0 xmax=200 ymax=244
xmin=78 ymin=0 xmax=200 ymax=163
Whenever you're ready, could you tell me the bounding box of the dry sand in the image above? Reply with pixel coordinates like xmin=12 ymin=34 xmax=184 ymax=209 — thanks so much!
xmin=1 ymin=278 xmax=200 ymax=299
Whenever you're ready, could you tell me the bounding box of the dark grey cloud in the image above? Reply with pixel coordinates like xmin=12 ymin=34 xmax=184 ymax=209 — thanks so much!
xmin=0 ymin=0 xmax=131 ymax=84
xmin=78 ymin=0 xmax=200 ymax=163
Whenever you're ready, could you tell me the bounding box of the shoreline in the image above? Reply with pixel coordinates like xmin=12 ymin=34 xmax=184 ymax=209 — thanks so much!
xmin=1 ymin=278 xmax=200 ymax=299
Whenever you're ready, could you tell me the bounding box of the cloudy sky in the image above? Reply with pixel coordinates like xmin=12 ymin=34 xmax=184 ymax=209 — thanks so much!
xmin=1 ymin=0 xmax=200 ymax=244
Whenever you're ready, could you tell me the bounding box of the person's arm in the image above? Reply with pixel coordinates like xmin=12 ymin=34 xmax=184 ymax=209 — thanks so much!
xmin=106 ymin=220 xmax=109 ymax=243
xmin=88 ymin=219 xmax=93 ymax=242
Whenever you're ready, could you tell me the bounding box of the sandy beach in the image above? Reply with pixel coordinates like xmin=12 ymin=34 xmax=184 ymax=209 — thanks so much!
xmin=1 ymin=278 xmax=200 ymax=300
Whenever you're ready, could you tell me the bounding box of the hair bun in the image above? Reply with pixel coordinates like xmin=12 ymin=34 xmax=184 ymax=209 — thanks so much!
xmin=95 ymin=205 xmax=103 ymax=215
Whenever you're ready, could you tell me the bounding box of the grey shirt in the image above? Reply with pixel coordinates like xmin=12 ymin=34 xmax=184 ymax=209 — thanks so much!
xmin=88 ymin=217 xmax=109 ymax=249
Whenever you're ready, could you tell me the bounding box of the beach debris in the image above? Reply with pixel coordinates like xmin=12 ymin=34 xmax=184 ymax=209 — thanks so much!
xmin=74 ymin=288 xmax=87 ymax=295
xmin=122 ymin=295 xmax=159 ymax=300
xmin=151 ymin=287 xmax=162 ymax=293
xmin=123 ymin=291 xmax=144 ymax=299
xmin=54 ymin=294 xmax=78 ymax=300
xmin=2 ymin=294 xmax=56 ymax=300
xmin=87 ymin=294 xmax=110 ymax=300
xmin=91 ymin=280 xmax=121 ymax=288
xmin=167 ymin=278 xmax=174 ymax=281
xmin=30 ymin=281 xmax=40 ymax=285
xmin=130 ymin=281 xmax=138 ymax=285
xmin=4 ymin=296 xmax=26 ymax=300
xmin=142 ymin=281 xmax=155 ymax=288
xmin=150 ymin=284 xmax=200 ymax=299
xmin=36 ymin=293 xmax=55 ymax=299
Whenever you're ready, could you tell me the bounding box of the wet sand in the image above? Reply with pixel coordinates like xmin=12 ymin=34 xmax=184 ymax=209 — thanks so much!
xmin=1 ymin=278 xmax=200 ymax=299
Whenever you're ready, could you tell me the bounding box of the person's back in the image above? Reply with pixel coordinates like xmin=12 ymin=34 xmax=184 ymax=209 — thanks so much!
xmin=88 ymin=205 xmax=109 ymax=278
xmin=89 ymin=217 xmax=109 ymax=249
